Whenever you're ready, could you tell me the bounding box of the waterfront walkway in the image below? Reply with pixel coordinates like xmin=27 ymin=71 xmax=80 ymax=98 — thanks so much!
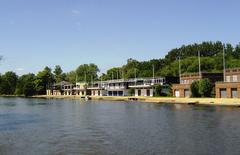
xmin=33 ymin=95 xmax=240 ymax=107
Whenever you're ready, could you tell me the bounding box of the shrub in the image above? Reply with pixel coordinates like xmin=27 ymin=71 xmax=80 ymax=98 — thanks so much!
xmin=154 ymin=84 xmax=162 ymax=97
xmin=190 ymin=80 xmax=200 ymax=97
xmin=199 ymin=78 xmax=213 ymax=97
xmin=128 ymin=88 xmax=135 ymax=96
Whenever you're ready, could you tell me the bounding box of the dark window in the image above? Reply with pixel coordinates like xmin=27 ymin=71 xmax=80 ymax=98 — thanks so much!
xmin=147 ymin=89 xmax=150 ymax=96
xmin=138 ymin=90 xmax=141 ymax=96
xmin=113 ymin=91 xmax=118 ymax=96
xmin=98 ymin=91 xmax=100 ymax=96
xmin=118 ymin=91 xmax=123 ymax=96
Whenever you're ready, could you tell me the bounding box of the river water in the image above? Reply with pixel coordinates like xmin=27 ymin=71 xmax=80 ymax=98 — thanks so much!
xmin=0 ymin=97 xmax=240 ymax=155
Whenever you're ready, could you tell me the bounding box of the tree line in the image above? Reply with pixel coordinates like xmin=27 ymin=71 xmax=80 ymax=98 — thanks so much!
xmin=0 ymin=41 xmax=240 ymax=96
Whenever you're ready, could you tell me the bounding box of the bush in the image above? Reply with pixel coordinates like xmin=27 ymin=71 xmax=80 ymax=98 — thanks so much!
xmin=199 ymin=78 xmax=212 ymax=97
xmin=23 ymin=82 xmax=36 ymax=97
xmin=190 ymin=79 xmax=213 ymax=97
xmin=128 ymin=88 xmax=135 ymax=96
xmin=190 ymin=80 xmax=200 ymax=97
xmin=154 ymin=84 xmax=162 ymax=97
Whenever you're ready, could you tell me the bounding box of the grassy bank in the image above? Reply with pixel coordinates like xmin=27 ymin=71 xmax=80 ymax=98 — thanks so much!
xmin=31 ymin=95 xmax=240 ymax=107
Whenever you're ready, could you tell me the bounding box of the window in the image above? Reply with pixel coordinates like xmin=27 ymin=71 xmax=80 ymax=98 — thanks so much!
xmin=233 ymin=75 xmax=238 ymax=82
xmin=146 ymin=89 xmax=150 ymax=96
xmin=226 ymin=76 xmax=231 ymax=82
xmin=138 ymin=90 xmax=141 ymax=96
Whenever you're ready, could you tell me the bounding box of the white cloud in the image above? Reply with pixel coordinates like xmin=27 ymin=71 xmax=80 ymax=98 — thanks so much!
xmin=71 ymin=9 xmax=80 ymax=15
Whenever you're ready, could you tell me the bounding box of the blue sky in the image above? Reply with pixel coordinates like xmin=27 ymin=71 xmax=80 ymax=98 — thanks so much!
xmin=0 ymin=0 xmax=240 ymax=75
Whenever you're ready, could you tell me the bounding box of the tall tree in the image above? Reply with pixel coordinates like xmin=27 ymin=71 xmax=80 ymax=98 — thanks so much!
xmin=0 ymin=71 xmax=18 ymax=95
xmin=54 ymin=65 xmax=64 ymax=83
xmin=75 ymin=63 xmax=99 ymax=82
xmin=15 ymin=73 xmax=36 ymax=96
xmin=65 ymin=71 xmax=77 ymax=83
xmin=35 ymin=67 xmax=54 ymax=95
xmin=199 ymin=79 xmax=213 ymax=97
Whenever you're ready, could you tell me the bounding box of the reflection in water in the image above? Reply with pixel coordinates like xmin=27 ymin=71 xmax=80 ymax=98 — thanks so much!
xmin=1 ymin=97 xmax=240 ymax=155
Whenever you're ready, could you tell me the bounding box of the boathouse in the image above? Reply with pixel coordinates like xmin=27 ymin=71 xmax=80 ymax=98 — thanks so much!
xmin=172 ymin=72 xmax=223 ymax=97
xmin=74 ymin=82 xmax=88 ymax=96
xmin=216 ymin=68 xmax=240 ymax=98
xmin=46 ymin=81 xmax=71 ymax=96
xmin=129 ymin=77 xmax=178 ymax=97
xmin=88 ymin=81 xmax=108 ymax=96
xmin=106 ymin=79 xmax=129 ymax=96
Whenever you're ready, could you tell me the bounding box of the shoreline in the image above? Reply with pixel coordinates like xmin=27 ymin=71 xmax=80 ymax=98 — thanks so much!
xmin=29 ymin=95 xmax=240 ymax=107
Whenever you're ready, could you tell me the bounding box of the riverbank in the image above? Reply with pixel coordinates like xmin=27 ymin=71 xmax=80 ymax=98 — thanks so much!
xmin=32 ymin=95 xmax=240 ymax=107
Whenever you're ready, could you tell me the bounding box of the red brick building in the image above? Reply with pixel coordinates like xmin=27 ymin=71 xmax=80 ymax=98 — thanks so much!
xmin=172 ymin=72 xmax=223 ymax=97
xmin=216 ymin=68 xmax=240 ymax=98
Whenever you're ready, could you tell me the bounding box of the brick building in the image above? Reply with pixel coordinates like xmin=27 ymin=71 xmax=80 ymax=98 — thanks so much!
xmin=216 ymin=68 xmax=240 ymax=98
xmin=172 ymin=72 xmax=223 ymax=97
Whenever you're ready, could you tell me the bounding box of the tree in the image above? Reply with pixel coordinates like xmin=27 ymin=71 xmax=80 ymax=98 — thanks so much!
xmin=128 ymin=88 xmax=135 ymax=96
xmin=154 ymin=84 xmax=163 ymax=96
xmin=0 ymin=71 xmax=18 ymax=95
xmin=105 ymin=67 xmax=123 ymax=80
xmin=54 ymin=65 xmax=64 ymax=83
xmin=190 ymin=80 xmax=200 ymax=97
xmin=35 ymin=67 xmax=54 ymax=95
xmin=199 ymin=78 xmax=213 ymax=97
xmin=23 ymin=82 xmax=36 ymax=97
xmin=65 ymin=71 xmax=77 ymax=83
xmin=75 ymin=63 xmax=99 ymax=82
xmin=190 ymin=79 xmax=213 ymax=97
xmin=15 ymin=73 xmax=36 ymax=96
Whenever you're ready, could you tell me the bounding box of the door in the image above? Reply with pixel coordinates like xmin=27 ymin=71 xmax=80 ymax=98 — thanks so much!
xmin=138 ymin=89 xmax=141 ymax=96
xmin=231 ymin=88 xmax=238 ymax=98
xmin=146 ymin=89 xmax=150 ymax=96
xmin=184 ymin=89 xmax=190 ymax=97
xmin=98 ymin=90 xmax=100 ymax=96
xmin=175 ymin=90 xmax=180 ymax=97
xmin=220 ymin=88 xmax=227 ymax=98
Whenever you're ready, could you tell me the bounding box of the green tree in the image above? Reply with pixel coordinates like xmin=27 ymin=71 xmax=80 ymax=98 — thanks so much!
xmin=0 ymin=71 xmax=18 ymax=95
xmin=35 ymin=67 xmax=54 ymax=95
xmin=65 ymin=71 xmax=77 ymax=83
xmin=15 ymin=73 xmax=36 ymax=96
xmin=23 ymin=82 xmax=36 ymax=96
xmin=154 ymin=84 xmax=163 ymax=96
xmin=128 ymin=88 xmax=135 ymax=96
xmin=199 ymin=78 xmax=213 ymax=97
xmin=190 ymin=80 xmax=200 ymax=97
xmin=54 ymin=65 xmax=64 ymax=83
xmin=75 ymin=63 xmax=99 ymax=82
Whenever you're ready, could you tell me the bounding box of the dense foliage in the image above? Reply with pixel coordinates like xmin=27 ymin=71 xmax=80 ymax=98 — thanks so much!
xmin=190 ymin=79 xmax=213 ymax=97
xmin=103 ymin=41 xmax=240 ymax=78
xmin=190 ymin=80 xmax=201 ymax=97
xmin=154 ymin=84 xmax=163 ymax=97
